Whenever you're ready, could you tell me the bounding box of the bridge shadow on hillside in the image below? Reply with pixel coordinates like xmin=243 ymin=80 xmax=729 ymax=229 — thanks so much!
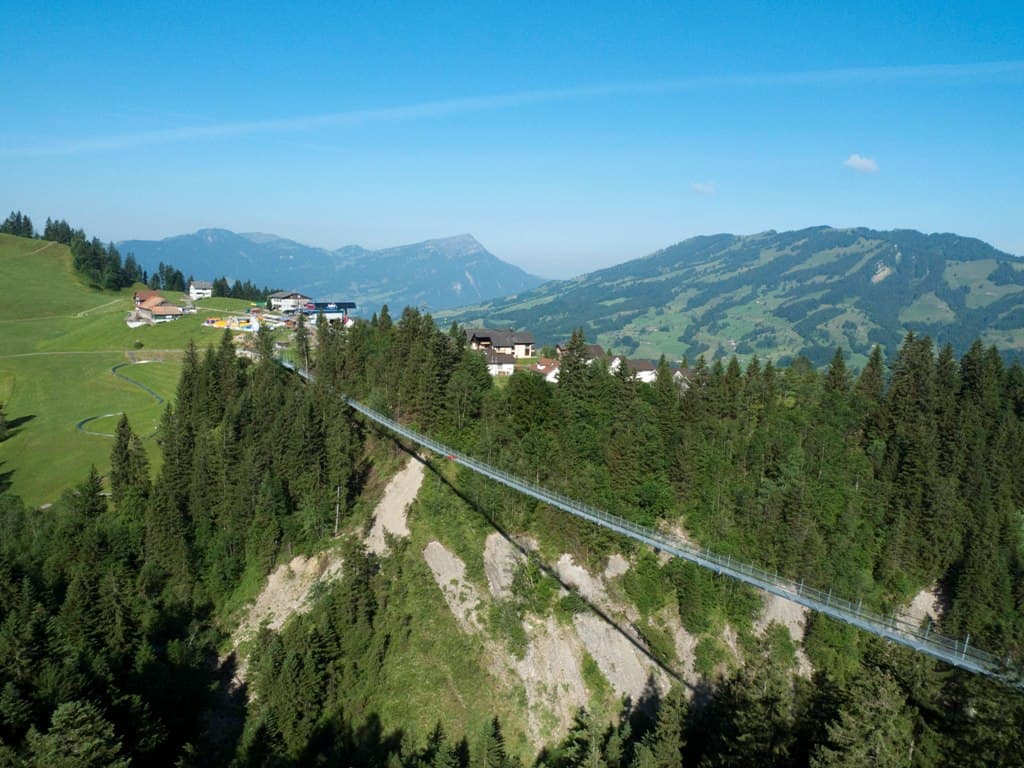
xmin=390 ymin=439 xmax=693 ymax=701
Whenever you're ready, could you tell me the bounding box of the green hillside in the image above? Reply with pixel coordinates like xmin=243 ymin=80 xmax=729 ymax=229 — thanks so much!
xmin=440 ymin=227 xmax=1024 ymax=367
xmin=0 ymin=233 xmax=252 ymax=506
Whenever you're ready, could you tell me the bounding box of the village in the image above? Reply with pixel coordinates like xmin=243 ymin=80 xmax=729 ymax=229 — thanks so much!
xmin=127 ymin=282 xmax=690 ymax=386
xmin=464 ymin=327 xmax=693 ymax=386
xmin=127 ymin=284 xmax=356 ymax=331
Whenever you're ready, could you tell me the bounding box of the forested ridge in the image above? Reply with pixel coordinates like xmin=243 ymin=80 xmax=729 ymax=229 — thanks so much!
xmin=2 ymin=305 xmax=1024 ymax=765
xmin=442 ymin=226 xmax=1024 ymax=366
xmin=2 ymin=211 xmax=277 ymax=299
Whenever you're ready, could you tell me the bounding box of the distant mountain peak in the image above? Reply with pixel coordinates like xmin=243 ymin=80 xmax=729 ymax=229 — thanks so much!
xmin=118 ymin=228 xmax=543 ymax=313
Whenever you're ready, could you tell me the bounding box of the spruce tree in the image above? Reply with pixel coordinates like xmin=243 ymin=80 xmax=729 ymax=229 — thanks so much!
xmin=824 ymin=348 xmax=850 ymax=394
xmin=810 ymin=671 xmax=915 ymax=768
xmin=558 ymin=328 xmax=591 ymax=402
xmin=27 ymin=700 xmax=130 ymax=768
xmin=632 ymin=686 xmax=687 ymax=767
xmin=109 ymin=415 xmax=136 ymax=507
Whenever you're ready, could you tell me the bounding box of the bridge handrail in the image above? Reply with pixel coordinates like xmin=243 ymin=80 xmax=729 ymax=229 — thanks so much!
xmin=282 ymin=362 xmax=1017 ymax=683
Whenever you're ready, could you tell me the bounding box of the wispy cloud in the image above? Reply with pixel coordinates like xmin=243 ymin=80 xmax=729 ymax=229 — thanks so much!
xmin=691 ymin=181 xmax=717 ymax=196
xmin=844 ymin=153 xmax=880 ymax=173
xmin=4 ymin=60 xmax=1022 ymax=157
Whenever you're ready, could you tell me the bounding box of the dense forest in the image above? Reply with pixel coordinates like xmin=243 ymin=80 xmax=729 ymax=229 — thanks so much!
xmin=2 ymin=305 xmax=1024 ymax=765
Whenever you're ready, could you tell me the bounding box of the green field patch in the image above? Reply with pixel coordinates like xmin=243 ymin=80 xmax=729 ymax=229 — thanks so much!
xmin=0 ymin=354 xmax=180 ymax=506
xmin=78 ymin=412 xmax=124 ymax=437
xmin=981 ymin=330 xmax=1024 ymax=352
xmin=0 ymin=370 xmax=13 ymax=402
xmin=942 ymin=259 xmax=1024 ymax=308
xmin=0 ymin=235 xmax=105 ymax=320
xmin=899 ymin=292 xmax=957 ymax=324
xmin=0 ymin=234 xmax=200 ymax=503
xmin=195 ymin=296 xmax=260 ymax=313
xmin=822 ymin=308 xmax=876 ymax=350
xmin=965 ymin=282 xmax=1023 ymax=309
xmin=944 ymin=259 xmax=996 ymax=289
xmin=783 ymin=245 xmax=844 ymax=273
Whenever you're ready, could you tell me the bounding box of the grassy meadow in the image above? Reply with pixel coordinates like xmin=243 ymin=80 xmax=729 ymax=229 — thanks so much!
xmin=0 ymin=233 xmax=252 ymax=506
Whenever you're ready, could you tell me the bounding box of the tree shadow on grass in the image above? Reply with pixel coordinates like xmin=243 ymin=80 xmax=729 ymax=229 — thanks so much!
xmin=0 ymin=462 xmax=12 ymax=494
xmin=1 ymin=413 xmax=36 ymax=442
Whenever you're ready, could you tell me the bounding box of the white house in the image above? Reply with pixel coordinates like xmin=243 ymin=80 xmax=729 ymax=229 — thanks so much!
xmin=484 ymin=348 xmax=516 ymax=377
xmin=525 ymin=358 xmax=560 ymax=383
xmin=609 ymin=356 xmax=660 ymax=384
xmin=267 ymin=291 xmax=312 ymax=312
xmin=189 ymin=280 xmax=213 ymax=300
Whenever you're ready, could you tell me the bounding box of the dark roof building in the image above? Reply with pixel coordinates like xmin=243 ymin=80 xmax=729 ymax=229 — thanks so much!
xmin=466 ymin=328 xmax=536 ymax=359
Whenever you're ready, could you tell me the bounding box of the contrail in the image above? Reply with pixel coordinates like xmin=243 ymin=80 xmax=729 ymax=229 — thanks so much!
xmin=4 ymin=60 xmax=1022 ymax=157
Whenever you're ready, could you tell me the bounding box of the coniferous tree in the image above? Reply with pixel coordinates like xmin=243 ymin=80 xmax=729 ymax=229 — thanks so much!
xmin=558 ymin=328 xmax=591 ymax=403
xmin=699 ymin=639 xmax=797 ymax=768
xmin=0 ymin=211 xmax=35 ymax=238
xmin=631 ymin=686 xmax=687 ymax=767
xmin=109 ymin=415 xmax=149 ymax=507
xmin=69 ymin=466 xmax=106 ymax=520
xmin=855 ymin=344 xmax=886 ymax=447
xmin=294 ymin=311 xmax=311 ymax=373
xmin=27 ymin=700 xmax=130 ymax=768
xmin=810 ymin=671 xmax=915 ymax=768
xmin=824 ymin=347 xmax=850 ymax=394
xmin=377 ymin=303 xmax=393 ymax=332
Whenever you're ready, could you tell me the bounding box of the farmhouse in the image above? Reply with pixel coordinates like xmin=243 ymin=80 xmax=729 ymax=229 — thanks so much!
xmin=137 ymin=295 xmax=183 ymax=323
xmin=267 ymin=291 xmax=312 ymax=312
xmin=189 ymin=280 xmax=213 ymax=300
xmin=133 ymin=290 xmax=162 ymax=307
xmin=466 ymin=328 xmax=535 ymax=359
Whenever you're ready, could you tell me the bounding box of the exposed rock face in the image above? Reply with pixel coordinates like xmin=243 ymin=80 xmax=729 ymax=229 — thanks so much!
xmin=604 ymin=554 xmax=630 ymax=580
xmin=423 ymin=541 xmax=484 ymax=633
xmin=573 ymin=612 xmax=671 ymax=705
xmin=425 ymin=540 xmax=677 ymax=742
xmin=366 ymin=456 xmax=424 ymax=555
xmin=507 ymin=615 xmax=589 ymax=740
xmin=483 ymin=532 xmax=526 ymax=599
xmin=899 ymin=585 xmax=943 ymax=627
xmin=234 ymin=553 xmax=345 ymax=645
xmin=754 ymin=592 xmax=814 ymax=677
xmin=230 ymin=551 xmax=345 ymax=684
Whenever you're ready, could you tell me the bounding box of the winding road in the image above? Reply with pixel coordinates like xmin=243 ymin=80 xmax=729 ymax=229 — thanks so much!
xmin=75 ymin=360 xmax=165 ymax=437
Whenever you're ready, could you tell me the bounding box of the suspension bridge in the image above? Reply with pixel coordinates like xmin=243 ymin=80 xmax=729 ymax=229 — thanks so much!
xmin=284 ymin=362 xmax=1021 ymax=686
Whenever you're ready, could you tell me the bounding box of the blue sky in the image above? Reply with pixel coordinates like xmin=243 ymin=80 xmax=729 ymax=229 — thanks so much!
xmin=2 ymin=1 xmax=1022 ymax=278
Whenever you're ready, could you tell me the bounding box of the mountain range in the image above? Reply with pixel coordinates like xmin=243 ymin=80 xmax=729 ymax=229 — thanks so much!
xmin=439 ymin=226 xmax=1024 ymax=367
xmin=118 ymin=229 xmax=545 ymax=314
